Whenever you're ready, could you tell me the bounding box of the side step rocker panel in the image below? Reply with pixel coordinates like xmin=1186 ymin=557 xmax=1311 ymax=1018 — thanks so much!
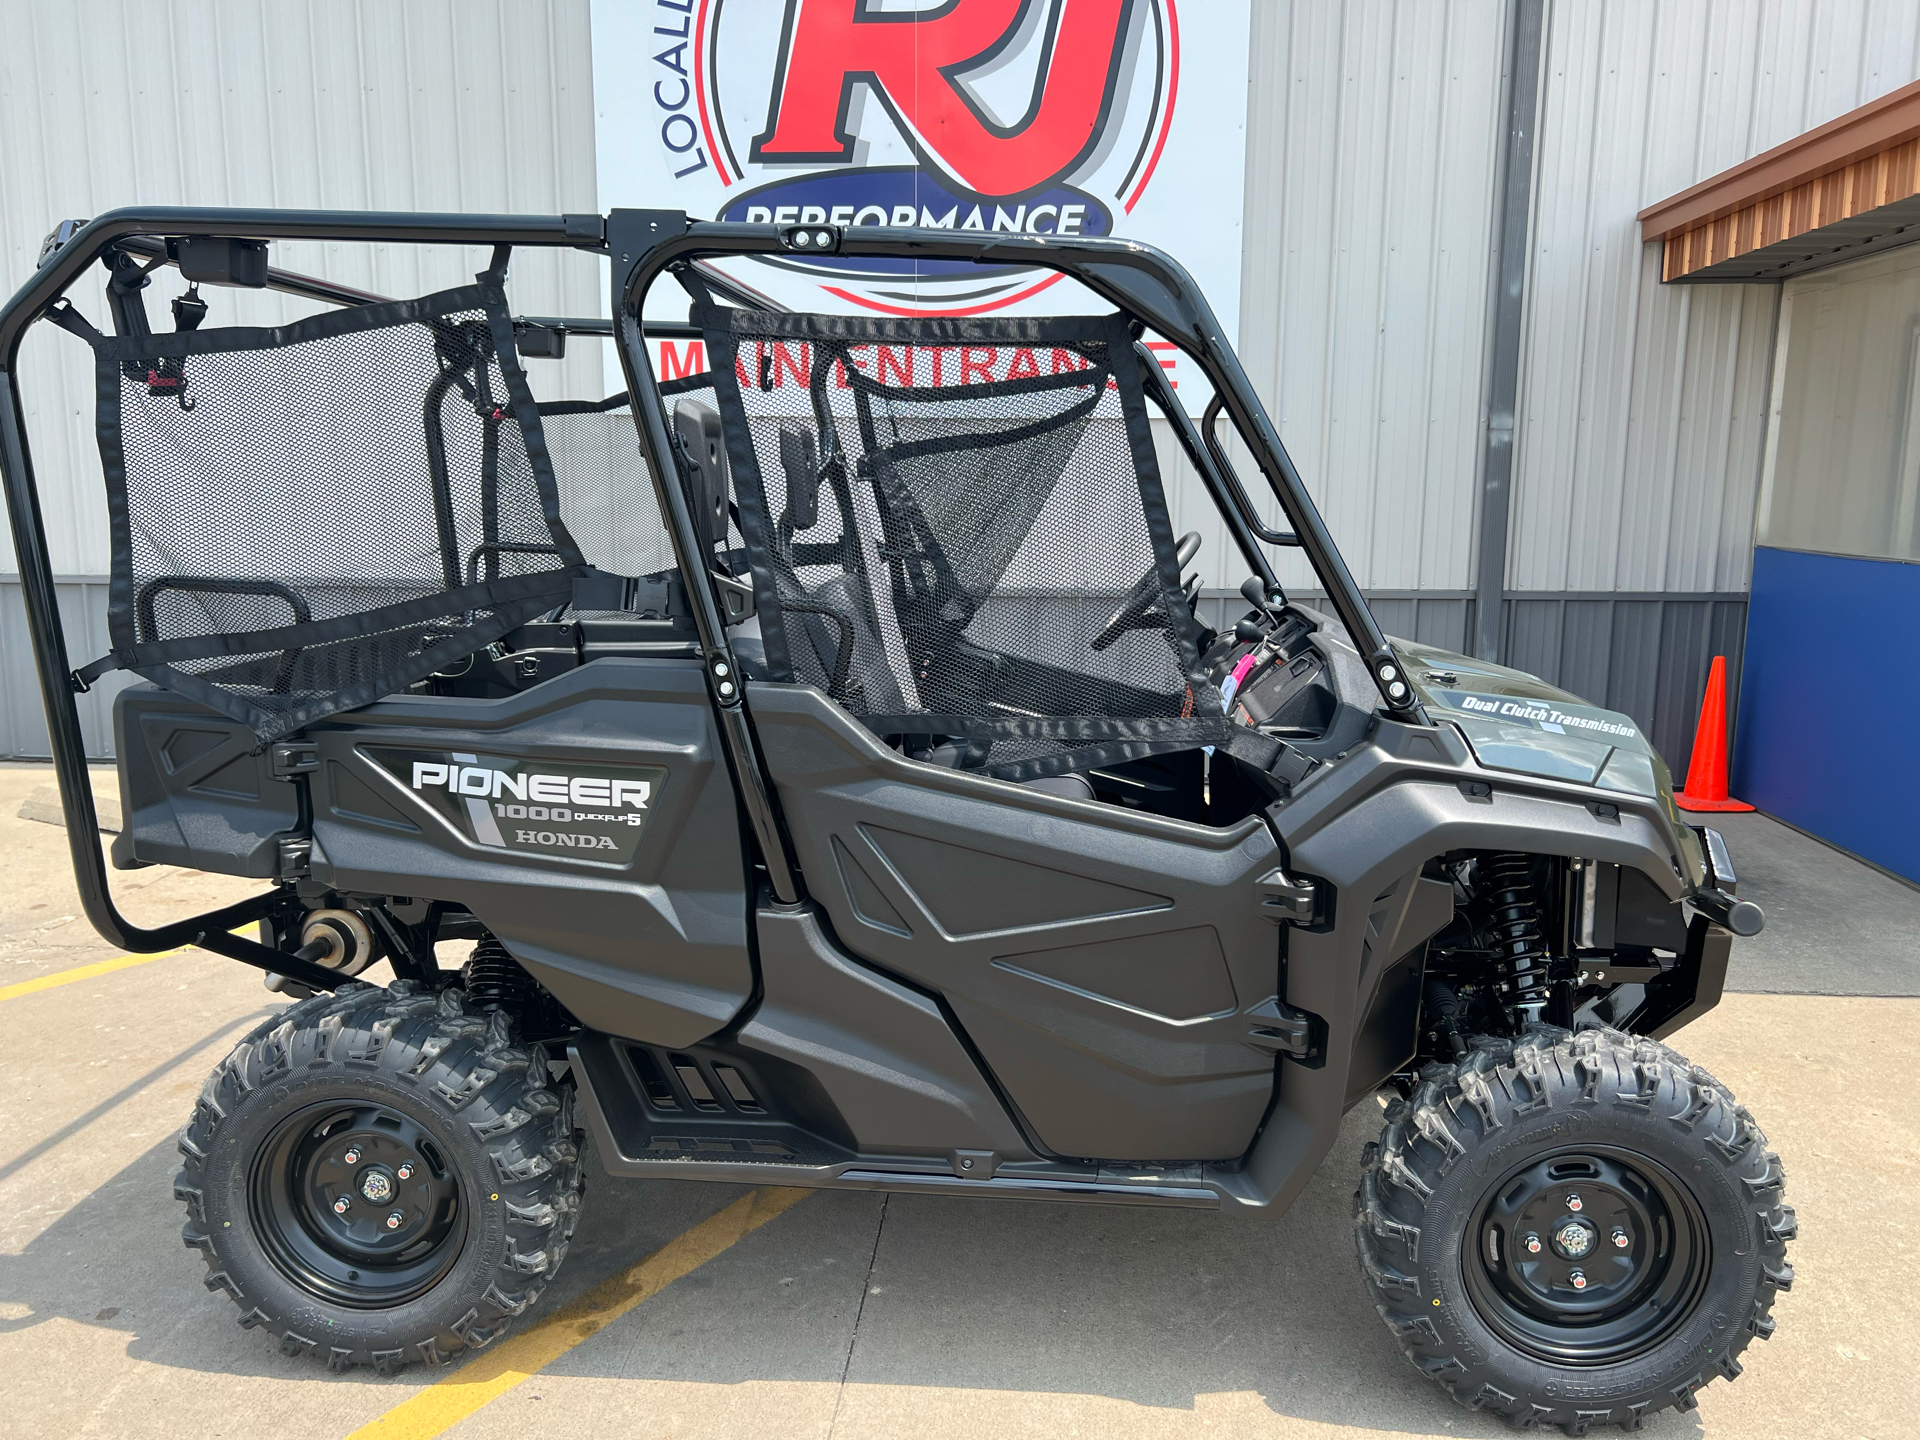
xmin=569 ymin=902 xmax=1222 ymax=1209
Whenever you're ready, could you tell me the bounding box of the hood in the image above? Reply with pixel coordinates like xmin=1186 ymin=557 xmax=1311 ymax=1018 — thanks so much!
xmin=1383 ymin=636 xmax=1707 ymax=888
xmin=1387 ymin=636 xmax=1671 ymax=800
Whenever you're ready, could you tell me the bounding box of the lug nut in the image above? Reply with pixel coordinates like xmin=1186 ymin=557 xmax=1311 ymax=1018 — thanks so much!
xmin=343 ymin=1146 xmax=361 ymax=1165
xmin=1565 ymin=1194 xmax=1583 ymax=1212
xmin=397 ymin=1163 xmax=415 ymax=1181
xmin=1570 ymin=1269 xmax=1588 ymax=1290
xmin=1523 ymin=1232 xmax=1542 ymax=1254
xmin=385 ymin=1210 xmax=405 ymax=1230
xmin=1611 ymin=1228 xmax=1630 ymax=1249
xmin=332 ymin=1197 xmax=351 ymax=1215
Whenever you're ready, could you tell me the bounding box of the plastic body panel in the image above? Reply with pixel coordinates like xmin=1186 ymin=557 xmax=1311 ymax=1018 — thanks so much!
xmin=1340 ymin=874 xmax=1455 ymax=1107
xmin=573 ymin=901 xmax=1032 ymax=1177
xmin=112 ymin=684 xmax=300 ymax=876
xmin=306 ymin=659 xmax=751 ymax=1046
xmin=747 ymin=683 xmax=1283 ymax=1164
xmin=572 ymin=1030 xmax=860 ymax=1168
xmin=740 ymin=905 xmax=1032 ymax=1160
xmin=1218 ymin=715 xmax=1722 ymax=1214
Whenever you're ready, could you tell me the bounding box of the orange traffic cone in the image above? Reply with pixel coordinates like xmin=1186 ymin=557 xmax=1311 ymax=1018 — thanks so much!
xmin=1674 ymin=655 xmax=1753 ymax=812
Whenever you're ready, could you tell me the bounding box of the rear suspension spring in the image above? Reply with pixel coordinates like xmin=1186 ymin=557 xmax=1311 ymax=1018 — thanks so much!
xmin=462 ymin=935 xmax=535 ymax=1013
xmin=1482 ymin=852 xmax=1550 ymax=1023
xmin=460 ymin=934 xmax=577 ymax=1039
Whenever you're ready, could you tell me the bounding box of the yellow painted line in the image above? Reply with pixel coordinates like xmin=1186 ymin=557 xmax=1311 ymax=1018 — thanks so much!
xmin=0 ymin=924 xmax=265 ymax=1004
xmin=349 ymin=1185 xmax=812 ymax=1440
xmin=0 ymin=945 xmax=186 ymax=1002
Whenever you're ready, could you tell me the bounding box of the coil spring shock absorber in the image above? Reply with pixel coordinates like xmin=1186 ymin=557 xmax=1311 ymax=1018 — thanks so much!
xmin=468 ymin=940 xmax=545 ymax=1021
xmin=461 ymin=934 xmax=575 ymax=1036
xmin=1482 ymin=853 xmax=1550 ymax=1023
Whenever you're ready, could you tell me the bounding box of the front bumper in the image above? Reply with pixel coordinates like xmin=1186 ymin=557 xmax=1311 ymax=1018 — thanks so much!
xmin=1630 ymin=826 xmax=1762 ymax=1038
xmin=1690 ymin=825 xmax=1765 ymax=936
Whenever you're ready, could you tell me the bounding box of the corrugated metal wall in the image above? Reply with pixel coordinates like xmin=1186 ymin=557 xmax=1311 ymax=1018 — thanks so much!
xmin=1221 ymin=0 xmax=1511 ymax=595
xmin=1213 ymin=0 xmax=1909 ymax=774
xmin=1510 ymin=0 xmax=1920 ymax=593
xmin=0 ymin=0 xmax=603 ymax=755
xmin=0 ymin=0 xmax=605 ymax=576
xmin=1233 ymin=0 xmax=1920 ymax=774
xmin=1217 ymin=0 xmax=1920 ymax=601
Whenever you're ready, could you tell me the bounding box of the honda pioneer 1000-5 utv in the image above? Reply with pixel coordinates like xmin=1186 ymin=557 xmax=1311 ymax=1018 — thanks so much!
xmin=0 ymin=209 xmax=1788 ymax=1430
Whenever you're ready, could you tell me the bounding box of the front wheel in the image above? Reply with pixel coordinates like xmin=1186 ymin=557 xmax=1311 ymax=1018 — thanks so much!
xmin=1354 ymin=1027 xmax=1794 ymax=1434
xmin=175 ymin=981 xmax=585 ymax=1374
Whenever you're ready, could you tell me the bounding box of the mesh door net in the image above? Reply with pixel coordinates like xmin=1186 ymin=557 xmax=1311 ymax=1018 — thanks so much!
xmin=538 ymin=373 xmax=742 ymax=586
xmin=539 ymin=392 xmax=677 ymax=580
xmin=61 ymin=269 xmax=585 ymax=741
xmin=700 ymin=306 xmax=1229 ymax=781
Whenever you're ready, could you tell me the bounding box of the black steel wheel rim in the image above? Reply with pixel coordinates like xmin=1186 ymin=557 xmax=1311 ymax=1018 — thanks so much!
xmin=1462 ymin=1145 xmax=1708 ymax=1366
xmin=249 ymin=1101 xmax=467 ymax=1309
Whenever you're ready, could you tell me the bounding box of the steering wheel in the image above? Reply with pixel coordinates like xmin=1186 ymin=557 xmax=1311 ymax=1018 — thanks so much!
xmin=1090 ymin=531 xmax=1202 ymax=651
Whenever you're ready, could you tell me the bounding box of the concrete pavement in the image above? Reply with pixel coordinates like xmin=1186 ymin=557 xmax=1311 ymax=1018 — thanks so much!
xmin=0 ymin=762 xmax=1914 ymax=1438
xmin=1711 ymin=809 xmax=1919 ymax=996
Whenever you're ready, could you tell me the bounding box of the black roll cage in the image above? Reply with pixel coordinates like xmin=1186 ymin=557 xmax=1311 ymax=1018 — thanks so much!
xmin=0 ymin=205 xmax=1419 ymax=976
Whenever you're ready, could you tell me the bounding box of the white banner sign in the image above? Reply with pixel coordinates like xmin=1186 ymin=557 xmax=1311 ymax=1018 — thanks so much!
xmin=591 ymin=0 xmax=1250 ymax=411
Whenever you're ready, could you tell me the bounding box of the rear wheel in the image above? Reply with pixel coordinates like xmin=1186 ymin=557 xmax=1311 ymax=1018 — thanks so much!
xmin=176 ymin=981 xmax=584 ymax=1374
xmin=1354 ymin=1027 xmax=1793 ymax=1434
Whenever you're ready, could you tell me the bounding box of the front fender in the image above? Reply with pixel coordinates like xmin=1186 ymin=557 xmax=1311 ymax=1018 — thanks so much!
xmin=1210 ymin=718 xmax=1711 ymax=1215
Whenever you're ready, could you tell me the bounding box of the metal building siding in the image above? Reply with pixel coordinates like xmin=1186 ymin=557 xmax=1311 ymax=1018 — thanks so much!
xmin=1510 ymin=0 xmax=1920 ymax=594
xmin=0 ymin=580 xmax=124 ymax=760
xmin=0 ymin=0 xmax=600 ymax=757
xmin=1230 ymin=0 xmax=1509 ymax=595
xmin=0 ymin=0 xmax=603 ymax=580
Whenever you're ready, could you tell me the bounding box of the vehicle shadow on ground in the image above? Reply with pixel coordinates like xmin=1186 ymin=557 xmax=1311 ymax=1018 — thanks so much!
xmin=0 ymin=1106 xmax=1709 ymax=1437
xmin=0 ymin=1009 xmax=275 ymax=1190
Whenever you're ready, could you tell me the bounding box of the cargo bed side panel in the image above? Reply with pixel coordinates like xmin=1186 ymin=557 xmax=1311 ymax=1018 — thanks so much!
xmin=308 ymin=659 xmax=751 ymax=1046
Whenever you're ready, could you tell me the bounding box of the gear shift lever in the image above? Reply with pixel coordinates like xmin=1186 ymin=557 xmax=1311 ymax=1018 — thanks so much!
xmin=1240 ymin=575 xmax=1281 ymax=616
xmin=1235 ymin=576 xmax=1279 ymax=645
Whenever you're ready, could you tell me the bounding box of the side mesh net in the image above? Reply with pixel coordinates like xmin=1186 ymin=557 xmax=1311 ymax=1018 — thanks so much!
xmin=697 ymin=305 xmax=1228 ymax=781
xmin=64 ymin=273 xmax=584 ymax=741
xmin=540 ymin=392 xmax=676 ymax=580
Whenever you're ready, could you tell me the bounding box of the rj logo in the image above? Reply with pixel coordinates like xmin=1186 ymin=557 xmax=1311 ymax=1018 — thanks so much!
xmin=751 ymin=0 xmax=1134 ymax=197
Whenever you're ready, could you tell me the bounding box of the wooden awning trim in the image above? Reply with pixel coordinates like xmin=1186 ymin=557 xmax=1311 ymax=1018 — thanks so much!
xmin=1640 ymin=79 xmax=1920 ymax=282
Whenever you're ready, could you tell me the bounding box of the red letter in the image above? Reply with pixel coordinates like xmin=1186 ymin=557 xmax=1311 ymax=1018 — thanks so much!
xmin=1144 ymin=340 xmax=1178 ymax=389
xmin=751 ymin=0 xmax=1129 ymax=196
xmin=960 ymin=347 xmax=995 ymax=385
xmin=772 ymin=341 xmax=811 ymax=388
xmin=1005 ymin=347 xmax=1039 ymax=380
xmin=877 ymin=345 xmax=913 ymax=386
xmin=835 ymin=344 xmax=872 ymax=389
xmin=658 ymin=339 xmax=706 ymax=381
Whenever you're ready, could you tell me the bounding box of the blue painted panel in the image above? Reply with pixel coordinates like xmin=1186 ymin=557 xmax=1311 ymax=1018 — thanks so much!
xmin=1733 ymin=546 xmax=1920 ymax=882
